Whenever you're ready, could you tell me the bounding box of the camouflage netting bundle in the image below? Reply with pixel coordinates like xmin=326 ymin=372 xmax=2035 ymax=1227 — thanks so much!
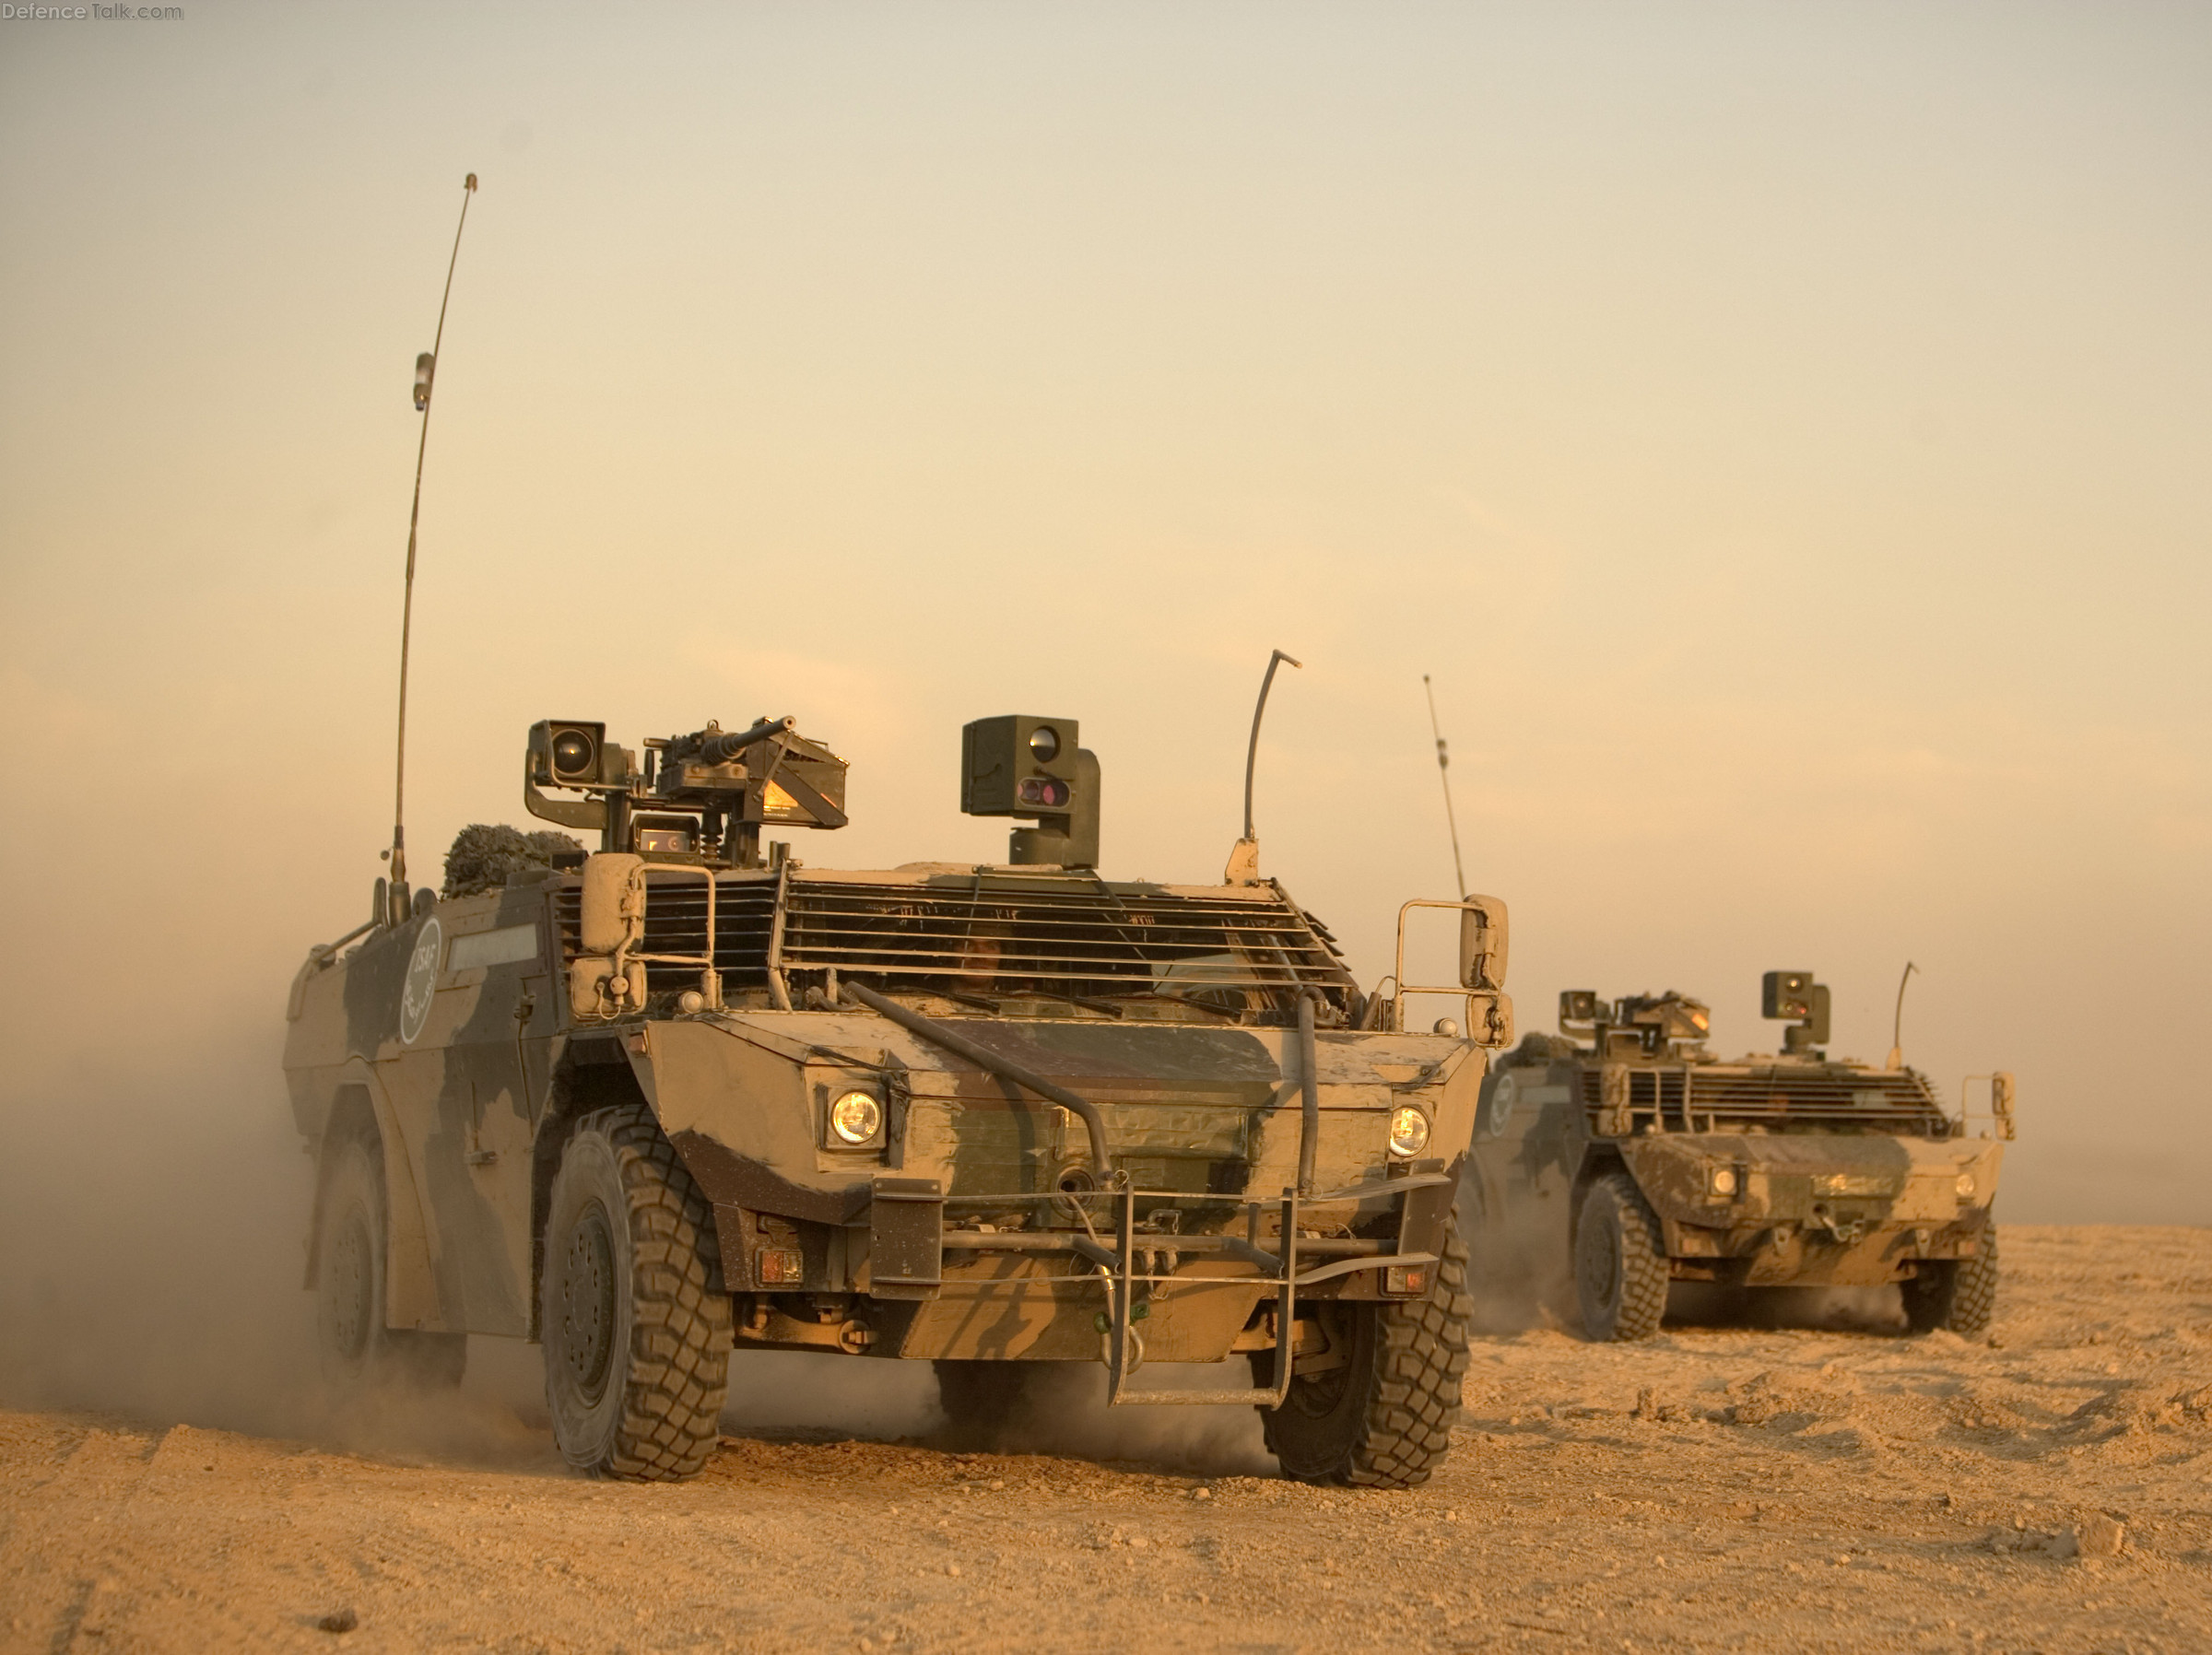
xmin=1509 ymin=1031 xmax=1573 ymax=1064
xmin=442 ymin=824 xmax=585 ymax=898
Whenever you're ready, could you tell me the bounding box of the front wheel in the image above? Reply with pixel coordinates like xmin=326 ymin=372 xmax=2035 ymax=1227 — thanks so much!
xmin=1252 ymin=1213 xmax=1474 ymax=1488
xmin=1574 ymin=1171 xmax=1669 ymax=1342
xmin=1902 ymin=1224 xmax=2000 ymax=1336
xmin=542 ymin=1106 xmax=731 ymax=1480
xmin=315 ymin=1133 xmax=466 ymax=1391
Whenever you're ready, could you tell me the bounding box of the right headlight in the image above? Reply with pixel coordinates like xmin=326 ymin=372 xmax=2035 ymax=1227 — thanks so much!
xmin=1388 ymin=1106 xmax=1431 ymax=1158
xmin=829 ymin=1089 xmax=883 ymax=1146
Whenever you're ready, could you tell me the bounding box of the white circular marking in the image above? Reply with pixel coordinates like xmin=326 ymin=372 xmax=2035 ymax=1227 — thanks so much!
xmin=1487 ymin=1071 xmax=1517 ymax=1139
xmin=399 ymin=916 xmax=442 ymax=1046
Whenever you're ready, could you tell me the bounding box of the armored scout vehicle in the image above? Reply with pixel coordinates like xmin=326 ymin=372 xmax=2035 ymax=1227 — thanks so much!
xmin=286 ymin=710 xmax=1515 ymax=1485
xmin=1464 ymin=974 xmax=2013 ymax=1342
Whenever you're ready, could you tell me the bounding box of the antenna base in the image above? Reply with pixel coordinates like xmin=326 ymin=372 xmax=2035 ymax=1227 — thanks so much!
xmin=1223 ymin=838 xmax=1260 ymax=884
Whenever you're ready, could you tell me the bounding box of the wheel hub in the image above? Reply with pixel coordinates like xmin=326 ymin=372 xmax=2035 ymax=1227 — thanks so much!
xmin=1579 ymin=1217 xmax=1622 ymax=1312
xmin=559 ymin=1202 xmax=618 ymax=1403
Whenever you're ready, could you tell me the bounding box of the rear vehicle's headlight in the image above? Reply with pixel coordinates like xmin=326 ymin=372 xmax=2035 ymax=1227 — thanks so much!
xmin=1388 ymin=1106 xmax=1430 ymax=1158
xmin=1708 ymin=1166 xmax=1738 ymax=1197
xmin=1955 ymin=1172 xmax=1976 ymax=1199
xmin=829 ymin=1090 xmax=883 ymax=1145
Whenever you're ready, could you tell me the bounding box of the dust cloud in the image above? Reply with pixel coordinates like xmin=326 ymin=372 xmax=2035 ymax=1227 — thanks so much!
xmin=0 ymin=1014 xmax=559 ymax=1471
xmin=0 ymin=1020 xmax=320 ymax=1434
xmin=724 ymin=1351 xmax=1275 ymax=1477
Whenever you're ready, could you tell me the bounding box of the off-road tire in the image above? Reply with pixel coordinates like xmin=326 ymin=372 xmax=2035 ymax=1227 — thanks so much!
xmin=1575 ymin=1171 xmax=1669 ymax=1342
xmin=542 ymin=1106 xmax=731 ymax=1481
xmin=315 ymin=1133 xmax=467 ymax=1391
xmin=1902 ymin=1224 xmax=2000 ymax=1336
xmin=933 ymin=1361 xmax=1030 ymax=1449
xmin=1252 ymin=1211 xmax=1474 ymax=1488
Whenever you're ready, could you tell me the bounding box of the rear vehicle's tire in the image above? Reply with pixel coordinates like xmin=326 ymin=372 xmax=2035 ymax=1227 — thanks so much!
xmin=315 ymin=1133 xmax=467 ymax=1391
xmin=1252 ymin=1211 xmax=1474 ymax=1488
xmin=1574 ymin=1171 xmax=1669 ymax=1343
xmin=933 ymin=1361 xmax=1030 ymax=1447
xmin=542 ymin=1106 xmax=731 ymax=1481
xmin=1902 ymin=1224 xmax=1999 ymax=1336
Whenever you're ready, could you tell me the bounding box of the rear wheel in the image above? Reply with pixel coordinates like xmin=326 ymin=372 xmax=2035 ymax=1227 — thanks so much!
xmin=314 ymin=1133 xmax=466 ymax=1391
xmin=1574 ymin=1171 xmax=1669 ymax=1342
xmin=1253 ymin=1212 xmax=1474 ymax=1488
xmin=1902 ymin=1224 xmax=2000 ymax=1336
xmin=542 ymin=1107 xmax=731 ymax=1480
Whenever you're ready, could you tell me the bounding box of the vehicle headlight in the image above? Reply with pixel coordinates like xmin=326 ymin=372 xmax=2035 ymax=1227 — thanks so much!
xmin=829 ymin=1090 xmax=883 ymax=1145
xmin=1387 ymin=1106 xmax=1430 ymax=1158
xmin=1708 ymin=1166 xmax=1738 ymax=1197
xmin=1955 ymin=1172 xmax=1976 ymax=1200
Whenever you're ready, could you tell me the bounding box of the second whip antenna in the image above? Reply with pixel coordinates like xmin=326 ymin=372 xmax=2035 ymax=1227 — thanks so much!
xmin=1422 ymin=674 xmax=1466 ymax=898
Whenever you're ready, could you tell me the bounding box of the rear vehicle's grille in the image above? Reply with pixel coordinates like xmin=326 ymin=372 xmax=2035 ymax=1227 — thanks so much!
xmin=556 ymin=874 xmax=1351 ymax=1015
xmin=1577 ymin=1065 xmax=1947 ymax=1131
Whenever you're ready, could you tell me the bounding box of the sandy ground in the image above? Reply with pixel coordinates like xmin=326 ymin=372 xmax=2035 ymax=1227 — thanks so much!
xmin=2 ymin=1224 xmax=2207 ymax=1655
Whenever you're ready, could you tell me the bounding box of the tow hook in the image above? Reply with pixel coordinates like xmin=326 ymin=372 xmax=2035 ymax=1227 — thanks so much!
xmin=1096 ymin=1300 xmax=1149 ymax=1372
xmin=1807 ymin=1205 xmax=1866 ymax=1245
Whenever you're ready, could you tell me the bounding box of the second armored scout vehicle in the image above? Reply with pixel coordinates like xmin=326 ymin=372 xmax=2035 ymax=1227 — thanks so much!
xmin=285 ymin=710 xmax=1515 ymax=1485
xmin=1464 ymin=974 xmax=2013 ymax=1342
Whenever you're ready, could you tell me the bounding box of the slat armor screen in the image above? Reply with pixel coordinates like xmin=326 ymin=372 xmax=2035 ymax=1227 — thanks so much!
xmin=557 ymin=874 xmax=1352 ymax=1015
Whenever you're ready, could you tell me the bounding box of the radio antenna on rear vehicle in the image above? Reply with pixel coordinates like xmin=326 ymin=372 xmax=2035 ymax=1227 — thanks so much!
xmin=384 ymin=172 xmax=479 ymax=925
xmin=1887 ymin=960 xmax=1919 ymax=1071
xmin=1423 ymin=675 xmax=1466 ymax=898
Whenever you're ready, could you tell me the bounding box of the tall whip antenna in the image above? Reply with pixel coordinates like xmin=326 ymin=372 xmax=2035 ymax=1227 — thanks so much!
xmin=385 ymin=171 xmax=478 ymax=924
xmin=1887 ymin=960 xmax=1919 ymax=1071
xmin=1423 ymin=675 xmax=1466 ymax=897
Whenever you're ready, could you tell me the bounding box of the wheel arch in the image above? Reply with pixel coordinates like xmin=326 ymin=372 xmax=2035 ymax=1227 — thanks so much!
xmin=304 ymin=1063 xmax=440 ymax=1332
xmin=1568 ymin=1144 xmax=1630 ymax=1249
xmin=528 ymin=1057 xmax=657 ymax=1342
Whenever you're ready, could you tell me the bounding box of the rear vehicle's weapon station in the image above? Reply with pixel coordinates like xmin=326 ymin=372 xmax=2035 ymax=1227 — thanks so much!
xmin=1463 ymin=973 xmax=2013 ymax=1343
xmin=286 ymin=697 xmax=1512 ymax=1485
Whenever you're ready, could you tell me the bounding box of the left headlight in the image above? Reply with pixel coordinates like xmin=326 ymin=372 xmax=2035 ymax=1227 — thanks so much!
xmin=1955 ymin=1171 xmax=1976 ymax=1200
xmin=1388 ymin=1106 xmax=1430 ymax=1158
xmin=829 ymin=1089 xmax=884 ymax=1146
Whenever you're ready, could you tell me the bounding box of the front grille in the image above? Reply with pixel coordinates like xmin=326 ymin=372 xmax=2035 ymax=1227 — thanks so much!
xmin=557 ymin=872 xmax=1352 ymax=1015
xmin=780 ymin=880 xmax=1341 ymax=992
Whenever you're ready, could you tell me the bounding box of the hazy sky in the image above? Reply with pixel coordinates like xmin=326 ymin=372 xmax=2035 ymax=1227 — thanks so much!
xmin=2 ymin=2 xmax=2206 ymax=1223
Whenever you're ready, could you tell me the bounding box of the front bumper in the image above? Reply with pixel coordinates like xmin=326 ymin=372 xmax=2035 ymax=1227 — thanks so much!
xmin=735 ymin=1167 xmax=1457 ymax=1403
xmin=1621 ymin=1131 xmax=2005 ymax=1287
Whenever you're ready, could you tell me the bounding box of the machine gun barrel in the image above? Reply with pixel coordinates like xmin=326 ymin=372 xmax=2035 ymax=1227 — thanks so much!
xmin=692 ymin=715 xmax=796 ymax=765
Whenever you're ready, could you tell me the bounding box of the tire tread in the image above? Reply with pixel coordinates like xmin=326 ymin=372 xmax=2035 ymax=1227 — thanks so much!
xmin=1259 ymin=1214 xmax=1475 ymax=1489
xmin=562 ymin=1106 xmax=731 ymax=1481
xmin=1577 ymin=1171 xmax=1668 ymax=1343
